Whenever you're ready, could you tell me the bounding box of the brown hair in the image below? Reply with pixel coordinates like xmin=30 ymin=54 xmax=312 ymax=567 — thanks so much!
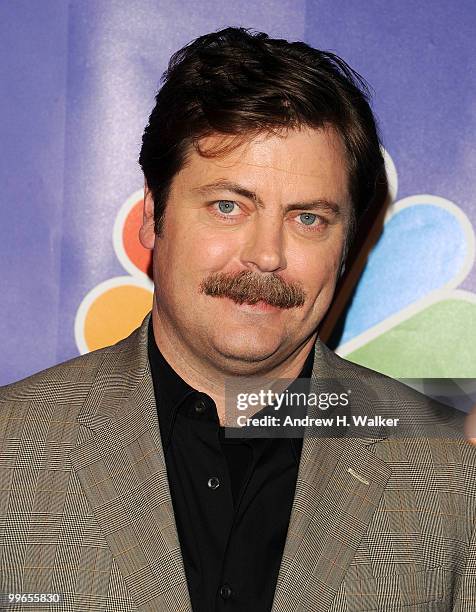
xmin=138 ymin=27 xmax=384 ymax=243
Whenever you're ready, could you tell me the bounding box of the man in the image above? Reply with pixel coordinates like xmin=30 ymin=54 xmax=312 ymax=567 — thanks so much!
xmin=1 ymin=27 xmax=475 ymax=612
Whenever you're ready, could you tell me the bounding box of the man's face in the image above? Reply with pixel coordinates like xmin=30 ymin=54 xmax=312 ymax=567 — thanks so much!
xmin=141 ymin=126 xmax=351 ymax=375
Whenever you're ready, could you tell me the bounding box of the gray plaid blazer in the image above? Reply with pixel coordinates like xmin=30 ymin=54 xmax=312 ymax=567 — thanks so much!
xmin=1 ymin=313 xmax=476 ymax=611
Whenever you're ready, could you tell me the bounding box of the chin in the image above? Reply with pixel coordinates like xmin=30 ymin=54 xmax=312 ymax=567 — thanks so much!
xmin=205 ymin=311 xmax=305 ymax=365
xmin=211 ymin=334 xmax=283 ymax=366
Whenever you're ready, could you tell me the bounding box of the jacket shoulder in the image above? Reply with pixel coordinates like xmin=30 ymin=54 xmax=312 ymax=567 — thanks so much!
xmin=0 ymin=345 xmax=112 ymax=404
xmin=0 ymin=317 xmax=148 ymax=409
xmin=317 ymin=340 xmax=468 ymax=438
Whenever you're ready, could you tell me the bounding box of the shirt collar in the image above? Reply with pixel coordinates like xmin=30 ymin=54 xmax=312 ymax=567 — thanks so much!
xmin=147 ymin=318 xmax=315 ymax=459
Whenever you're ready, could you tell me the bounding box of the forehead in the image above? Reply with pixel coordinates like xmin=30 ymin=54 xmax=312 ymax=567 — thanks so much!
xmin=175 ymin=126 xmax=351 ymax=206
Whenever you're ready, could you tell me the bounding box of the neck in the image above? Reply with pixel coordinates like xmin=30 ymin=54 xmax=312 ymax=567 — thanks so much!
xmin=150 ymin=307 xmax=317 ymax=426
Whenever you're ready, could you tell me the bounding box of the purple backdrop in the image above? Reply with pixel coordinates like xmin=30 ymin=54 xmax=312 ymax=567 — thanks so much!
xmin=1 ymin=0 xmax=475 ymax=384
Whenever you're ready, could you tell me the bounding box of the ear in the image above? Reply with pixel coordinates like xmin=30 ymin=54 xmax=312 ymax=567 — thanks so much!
xmin=139 ymin=179 xmax=155 ymax=250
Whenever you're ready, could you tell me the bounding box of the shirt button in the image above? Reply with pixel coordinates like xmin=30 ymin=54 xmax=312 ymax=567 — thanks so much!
xmin=194 ymin=399 xmax=207 ymax=414
xmin=219 ymin=584 xmax=232 ymax=600
xmin=207 ymin=476 xmax=220 ymax=490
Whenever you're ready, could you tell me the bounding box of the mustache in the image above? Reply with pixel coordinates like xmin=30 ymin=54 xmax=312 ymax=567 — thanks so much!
xmin=199 ymin=270 xmax=306 ymax=309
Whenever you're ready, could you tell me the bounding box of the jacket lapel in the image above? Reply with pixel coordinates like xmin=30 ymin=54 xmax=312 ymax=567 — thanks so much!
xmin=271 ymin=339 xmax=392 ymax=612
xmin=70 ymin=314 xmax=193 ymax=612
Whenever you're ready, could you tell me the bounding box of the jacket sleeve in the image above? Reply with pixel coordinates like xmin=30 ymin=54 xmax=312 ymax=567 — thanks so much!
xmin=453 ymin=508 xmax=476 ymax=610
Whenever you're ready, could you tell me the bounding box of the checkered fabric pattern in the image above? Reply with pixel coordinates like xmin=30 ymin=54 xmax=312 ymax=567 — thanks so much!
xmin=1 ymin=313 xmax=476 ymax=611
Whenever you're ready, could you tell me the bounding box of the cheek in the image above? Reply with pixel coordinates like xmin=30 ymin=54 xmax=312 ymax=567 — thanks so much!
xmin=202 ymin=235 xmax=234 ymax=263
xmin=290 ymin=244 xmax=342 ymax=296
xmin=177 ymin=227 xmax=239 ymax=272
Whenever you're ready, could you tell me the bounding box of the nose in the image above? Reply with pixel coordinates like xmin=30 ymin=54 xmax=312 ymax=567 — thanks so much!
xmin=239 ymin=214 xmax=287 ymax=273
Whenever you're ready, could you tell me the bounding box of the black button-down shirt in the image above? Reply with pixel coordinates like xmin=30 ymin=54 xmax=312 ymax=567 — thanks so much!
xmin=148 ymin=321 xmax=315 ymax=611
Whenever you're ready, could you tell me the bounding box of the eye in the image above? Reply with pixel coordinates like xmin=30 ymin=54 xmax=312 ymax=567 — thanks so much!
xmin=293 ymin=212 xmax=329 ymax=232
xmin=215 ymin=200 xmax=240 ymax=215
xmin=298 ymin=213 xmax=318 ymax=226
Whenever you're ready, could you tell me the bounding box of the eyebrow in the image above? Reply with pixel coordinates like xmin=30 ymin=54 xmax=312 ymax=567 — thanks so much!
xmin=193 ymin=179 xmax=342 ymax=215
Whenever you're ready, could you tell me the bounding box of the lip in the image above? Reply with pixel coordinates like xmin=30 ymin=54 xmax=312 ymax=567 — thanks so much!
xmin=231 ymin=299 xmax=282 ymax=314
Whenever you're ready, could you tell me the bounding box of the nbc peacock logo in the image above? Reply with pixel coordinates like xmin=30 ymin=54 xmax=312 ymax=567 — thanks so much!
xmin=75 ymin=190 xmax=153 ymax=354
xmin=336 ymin=152 xmax=476 ymax=378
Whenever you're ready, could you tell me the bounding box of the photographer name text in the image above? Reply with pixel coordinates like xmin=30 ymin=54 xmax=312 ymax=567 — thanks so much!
xmin=235 ymin=415 xmax=400 ymax=427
